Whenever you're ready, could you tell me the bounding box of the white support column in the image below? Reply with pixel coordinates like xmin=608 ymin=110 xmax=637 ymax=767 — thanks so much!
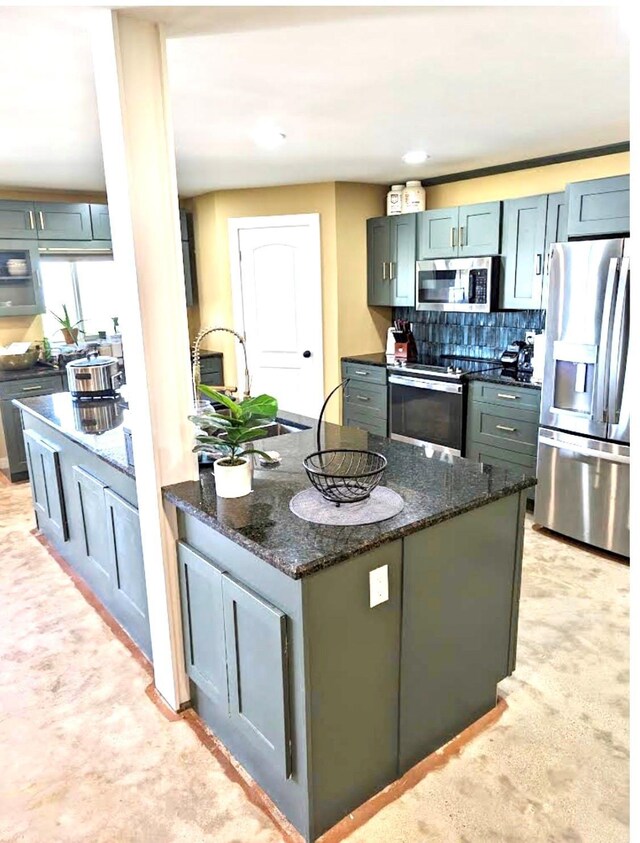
xmin=90 ymin=10 xmax=198 ymax=709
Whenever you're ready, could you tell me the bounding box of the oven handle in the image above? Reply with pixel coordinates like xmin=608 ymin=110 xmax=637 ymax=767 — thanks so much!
xmin=388 ymin=375 xmax=463 ymax=394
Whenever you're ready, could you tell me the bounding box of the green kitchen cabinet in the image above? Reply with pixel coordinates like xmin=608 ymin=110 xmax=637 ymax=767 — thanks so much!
xmin=90 ymin=203 xmax=111 ymax=240
xmin=0 ymin=200 xmax=38 ymax=239
xmin=541 ymin=191 xmax=568 ymax=307
xmin=500 ymin=194 xmax=548 ymax=309
xmin=367 ymin=215 xmax=417 ymax=307
xmin=198 ymin=354 xmax=224 ymax=388
xmin=23 ymin=429 xmax=68 ymax=543
xmin=417 ymin=202 xmax=501 ymax=259
xmin=567 ymin=175 xmax=630 ymax=237
xmin=0 ymin=240 xmax=44 ymax=317
xmin=73 ymin=465 xmax=113 ymax=603
xmin=34 ymin=202 xmax=92 ymax=241
xmin=341 ymin=360 xmax=387 ymax=436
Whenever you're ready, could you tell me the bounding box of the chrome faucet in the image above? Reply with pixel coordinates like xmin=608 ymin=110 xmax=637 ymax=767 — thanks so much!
xmin=191 ymin=326 xmax=251 ymax=403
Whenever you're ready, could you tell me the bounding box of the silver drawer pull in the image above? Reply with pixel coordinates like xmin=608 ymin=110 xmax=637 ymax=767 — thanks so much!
xmin=496 ymin=424 xmax=517 ymax=432
xmin=21 ymin=385 xmax=42 ymax=391
xmin=356 ymin=395 xmax=370 ymax=402
xmin=354 ymin=370 xmax=369 ymax=376
xmin=497 ymin=393 xmax=518 ymax=400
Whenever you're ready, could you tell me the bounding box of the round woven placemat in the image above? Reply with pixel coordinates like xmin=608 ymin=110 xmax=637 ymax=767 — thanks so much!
xmin=289 ymin=486 xmax=404 ymax=526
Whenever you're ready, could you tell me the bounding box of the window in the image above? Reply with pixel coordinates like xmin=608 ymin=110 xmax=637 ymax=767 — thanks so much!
xmin=40 ymin=259 xmax=122 ymax=343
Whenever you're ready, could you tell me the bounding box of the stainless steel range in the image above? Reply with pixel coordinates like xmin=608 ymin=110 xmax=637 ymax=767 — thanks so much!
xmin=388 ymin=358 xmax=500 ymax=455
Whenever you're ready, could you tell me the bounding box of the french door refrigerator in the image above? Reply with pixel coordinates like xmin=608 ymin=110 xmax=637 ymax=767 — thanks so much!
xmin=535 ymin=239 xmax=630 ymax=556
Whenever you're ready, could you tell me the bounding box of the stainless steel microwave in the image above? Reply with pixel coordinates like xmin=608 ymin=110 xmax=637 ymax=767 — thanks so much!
xmin=415 ymin=255 xmax=499 ymax=312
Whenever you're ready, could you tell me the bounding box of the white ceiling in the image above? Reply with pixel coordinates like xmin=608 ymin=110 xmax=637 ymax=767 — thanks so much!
xmin=0 ymin=5 xmax=629 ymax=197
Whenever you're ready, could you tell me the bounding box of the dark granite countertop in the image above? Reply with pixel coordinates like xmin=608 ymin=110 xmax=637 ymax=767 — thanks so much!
xmin=163 ymin=422 xmax=536 ymax=580
xmin=0 ymin=364 xmax=65 ymax=384
xmin=14 ymin=392 xmax=134 ymax=478
xmin=341 ymin=353 xmax=388 ymax=367
xmin=468 ymin=370 xmax=542 ymax=390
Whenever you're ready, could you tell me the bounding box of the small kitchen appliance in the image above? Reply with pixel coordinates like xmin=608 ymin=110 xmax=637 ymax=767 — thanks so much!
xmin=392 ymin=320 xmax=417 ymax=363
xmin=500 ymin=339 xmax=533 ymax=372
xmin=66 ymin=351 xmax=123 ymax=399
xmin=416 ymin=255 xmax=499 ymax=313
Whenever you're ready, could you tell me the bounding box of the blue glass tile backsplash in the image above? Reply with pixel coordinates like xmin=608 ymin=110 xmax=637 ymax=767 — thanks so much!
xmin=393 ymin=308 xmax=546 ymax=361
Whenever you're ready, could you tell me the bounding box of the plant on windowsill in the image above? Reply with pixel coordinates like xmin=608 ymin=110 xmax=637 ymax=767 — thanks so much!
xmin=189 ymin=385 xmax=278 ymax=498
xmin=50 ymin=304 xmax=84 ymax=346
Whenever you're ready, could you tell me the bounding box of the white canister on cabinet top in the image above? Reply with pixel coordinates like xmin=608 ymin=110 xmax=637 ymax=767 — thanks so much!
xmin=386 ymin=185 xmax=405 ymax=216
xmin=402 ymin=180 xmax=426 ymax=213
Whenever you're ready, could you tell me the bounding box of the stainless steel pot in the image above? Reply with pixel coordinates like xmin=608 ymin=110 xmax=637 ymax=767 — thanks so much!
xmin=66 ymin=352 xmax=123 ymax=398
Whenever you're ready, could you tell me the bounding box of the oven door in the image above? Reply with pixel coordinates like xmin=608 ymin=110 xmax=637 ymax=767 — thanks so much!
xmin=389 ymin=375 xmax=464 ymax=455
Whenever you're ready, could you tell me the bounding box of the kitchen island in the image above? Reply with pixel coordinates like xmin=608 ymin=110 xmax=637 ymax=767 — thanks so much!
xmin=164 ymin=421 xmax=535 ymax=842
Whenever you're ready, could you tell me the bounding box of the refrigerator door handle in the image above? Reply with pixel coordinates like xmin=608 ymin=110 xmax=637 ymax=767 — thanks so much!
xmin=538 ymin=435 xmax=630 ymax=465
xmin=595 ymin=257 xmax=619 ymax=423
xmin=607 ymin=255 xmax=629 ymax=426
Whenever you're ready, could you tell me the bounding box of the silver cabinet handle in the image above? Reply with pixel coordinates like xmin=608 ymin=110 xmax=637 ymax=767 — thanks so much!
xmin=356 ymin=395 xmax=370 ymax=402
xmin=28 ymin=210 xmax=35 ymax=230
xmin=535 ymin=253 xmax=542 ymax=275
xmin=354 ymin=370 xmax=369 ymax=376
xmin=38 ymin=210 xmax=45 ymax=230
xmin=21 ymin=385 xmax=42 ymax=392
xmin=389 ymin=261 xmax=395 ymax=279
xmin=450 ymin=227 xmax=458 ymax=248
xmin=382 ymin=261 xmax=387 ymax=281
xmin=459 ymin=226 xmax=465 ymax=247
xmin=497 ymin=393 xmax=518 ymax=400
xmin=496 ymin=424 xmax=516 ymax=432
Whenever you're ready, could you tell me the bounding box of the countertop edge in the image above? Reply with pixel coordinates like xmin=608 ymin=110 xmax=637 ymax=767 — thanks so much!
xmin=14 ymin=398 xmax=135 ymax=480
xmin=163 ymin=475 xmax=537 ymax=580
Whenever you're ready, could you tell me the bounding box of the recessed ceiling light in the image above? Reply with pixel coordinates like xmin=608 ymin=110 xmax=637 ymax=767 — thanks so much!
xmin=253 ymin=126 xmax=287 ymax=150
xmin=402 ymin=150 xmax=430 ymax=165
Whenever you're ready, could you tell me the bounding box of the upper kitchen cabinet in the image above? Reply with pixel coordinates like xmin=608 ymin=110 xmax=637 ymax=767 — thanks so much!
xmin=541 ymin=192 xmax=568 ymax=307
xmin=35 ymin=202 xmax=92 ymax=240
xmin=0 ymin=240 xmax=44 ymax=317
xmin=367 ymin=214 xmax=417 ymax=307
xmin=500 ymin=194 xmax=547 ymax=310
xmin=0 ymin=200 xmax=38 ymax=239
xmin=90 ymin=204 xmax=111 ymax=240
xmin=566 ymin=175 xmax=630 ymax=237
xmin=417 ymin=202 xmax=501 ymax=259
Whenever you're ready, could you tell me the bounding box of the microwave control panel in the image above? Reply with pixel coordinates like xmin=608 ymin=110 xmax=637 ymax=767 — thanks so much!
xmin=469 ymin=269 xmax=488 ymax=303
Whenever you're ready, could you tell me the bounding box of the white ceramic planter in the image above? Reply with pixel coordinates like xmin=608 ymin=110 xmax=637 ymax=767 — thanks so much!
xmin=213 ymin=457 xmax=253 ymax=498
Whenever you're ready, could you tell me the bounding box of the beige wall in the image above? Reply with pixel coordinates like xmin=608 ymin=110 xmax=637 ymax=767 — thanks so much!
xmin=426 ymin=152 xmax=630 ymax=208
xmin=191 ymin=181 xmax=388 ymax=421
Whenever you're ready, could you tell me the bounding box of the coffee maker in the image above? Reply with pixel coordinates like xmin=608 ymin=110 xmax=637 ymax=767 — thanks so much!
xmin=500 ymin=339 xmax=534 ymax=373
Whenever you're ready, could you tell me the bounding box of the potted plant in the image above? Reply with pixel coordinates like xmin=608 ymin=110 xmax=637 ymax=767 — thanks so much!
xmin=190 ymin=385 xmax=278 ymax=498
xmin=50 ymin=304 xmax=84 ymax=345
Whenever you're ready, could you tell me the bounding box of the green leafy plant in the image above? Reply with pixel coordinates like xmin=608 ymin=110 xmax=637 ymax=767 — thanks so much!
xmin=50 ymin=304 xmax=84 ymax=345
xmin=190 ymin=385 xmax=278 ymax=466
xmin=111 ymin=316 xmax=120 ymax=334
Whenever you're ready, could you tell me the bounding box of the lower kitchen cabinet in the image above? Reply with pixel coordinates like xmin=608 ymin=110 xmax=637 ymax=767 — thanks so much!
xmin=1 ymin=374 xmax=65 ymax=481
xmin=341 ymin=361 xmax=387 ymax=436
xmin=197 ymin=353 xmax=224 ymax=388
xmin=23 ymin=429 xmax=68 ymax=543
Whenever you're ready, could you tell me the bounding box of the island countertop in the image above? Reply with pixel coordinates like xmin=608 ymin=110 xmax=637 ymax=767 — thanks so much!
xmin=164 ymin=421 xmax=536 ymax=579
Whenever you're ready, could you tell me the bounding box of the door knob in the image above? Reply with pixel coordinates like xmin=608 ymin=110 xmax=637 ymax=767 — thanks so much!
xmin=303 ymin=350 xmax=312 ymax=358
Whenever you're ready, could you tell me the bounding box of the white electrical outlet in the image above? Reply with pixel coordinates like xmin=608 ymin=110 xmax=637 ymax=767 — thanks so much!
xmin=369 ymin=565 xmax=389 ymax=608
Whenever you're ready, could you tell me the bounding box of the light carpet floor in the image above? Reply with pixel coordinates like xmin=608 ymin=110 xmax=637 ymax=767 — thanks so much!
xmin=0 ymin=478 xmax=629 ymax=843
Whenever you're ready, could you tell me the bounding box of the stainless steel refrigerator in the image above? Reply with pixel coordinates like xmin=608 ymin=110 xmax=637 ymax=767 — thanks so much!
xmin=535 ymin=239 xmax=630 ymax=557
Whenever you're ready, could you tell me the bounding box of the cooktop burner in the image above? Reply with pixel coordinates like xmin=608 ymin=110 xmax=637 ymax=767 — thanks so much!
xmin=389 ymin=356 xmax=502 ymax=380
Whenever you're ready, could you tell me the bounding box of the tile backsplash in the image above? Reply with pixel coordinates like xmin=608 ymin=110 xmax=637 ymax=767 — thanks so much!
xmin=393 ymin=308 xmax=546 ymax=361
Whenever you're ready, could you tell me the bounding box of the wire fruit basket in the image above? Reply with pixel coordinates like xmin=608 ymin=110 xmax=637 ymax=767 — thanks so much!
xmin=303 ymin=380 xmax=387 ymax=505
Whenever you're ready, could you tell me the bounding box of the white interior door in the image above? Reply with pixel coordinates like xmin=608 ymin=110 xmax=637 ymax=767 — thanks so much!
xmin=230 ymin=214 xmax=324 ymax=417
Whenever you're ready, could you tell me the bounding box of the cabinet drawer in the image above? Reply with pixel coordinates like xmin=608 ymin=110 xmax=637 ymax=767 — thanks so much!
xmin=465 ymin=441 xmax=536 ymax=502
xmin=198 ymin=356 xmax=223 ymax=373
xmin=469 ymin=381 xmax=541 ymax=412
xmin=344 ymin=381 xmax=387 ymax=417
xmin=343 ymin=405 xmax=387 ymax=437
xmin=468 ymin=402 xmax=538 ymax=455
xmin=1 ymin=374 xmax=64 ymax=400
xmin=342 ymin=362 xmax=387 ymax=386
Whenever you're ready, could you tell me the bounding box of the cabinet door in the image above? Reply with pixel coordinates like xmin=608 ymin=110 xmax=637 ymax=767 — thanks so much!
xmin=416 ymin=207 xmax=458 ymax=258
xmin=389 ymin=213 xmax=416 ymax=306
xmin=542 ymin=192 xmax=568 ymax=307
xmin=90 ymin=204 xmax=111 ymax=240
xmin=105 ymin=488 xmax=152 ymax=659
xmin=178 ymin=542 xmax=228 ymax=706
xmin=567 ymin=175 xmax=630 ymax=237
xmin=35 ymin=203 xmax=92 ymax=241
xmin=0 ymin=200 xmax=37 ymax=239
xmin=458 ymin=202 xmax=501 ymax=257
xmin=0 ymin=241 xmax=44 ymax=317
xmin=182 ymin=240 xmax=196 ymax=307
xmin=1 ymin=399 xmax=27 ymax=477
xmin=222 ymin=574 xmax=292 ymax=778
xmin=500 ymin=195 xmax=547 ymax=310
xmin=367 ymin=217 xmax=391 ymax=306
xmin=72 ymin=466 xmax=113 ymax=590
xmin=24 ymin=430 xmax=68 ymax=541
xmin=180 ymin=210 xmax=190 ymax=241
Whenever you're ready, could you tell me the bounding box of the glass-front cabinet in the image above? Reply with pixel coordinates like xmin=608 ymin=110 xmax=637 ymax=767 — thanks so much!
xmin=0 ymin=241 xmax=44 ymax=316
